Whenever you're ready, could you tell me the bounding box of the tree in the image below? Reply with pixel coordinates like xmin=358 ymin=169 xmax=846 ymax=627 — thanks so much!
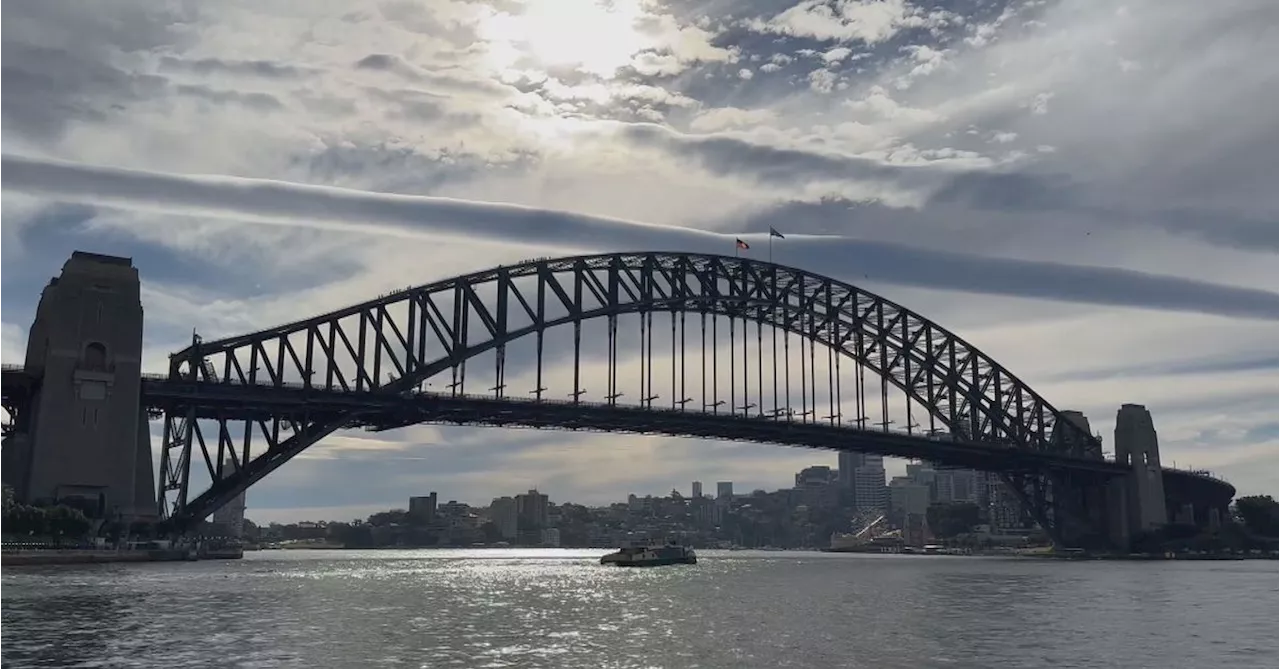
xmin=0 ymin=483 xmax=13 ymax=537
xmin=58 ymin=495 xmax=102 ymax=520
xmin=2 ymin=489 xmax=16 ymax=530
xmin=479 ymin=521 xmax=503 ymax=544
xmin=367 ymin=509 xmax=411 ymax=527
xmin=4 ymin=503 xmax=48 ymax=537
xmin=328 ymin=521 xmax=373 ymax=548
xmin=2 ymin=484 xmax=15 ymax=516
xmin=45 ymin=505 xmax=92 ymax=544
xmin=1233 ymin=496 xmax=1279 ymax=537
xmin=926 ymin=502 xmax=983 ymax=540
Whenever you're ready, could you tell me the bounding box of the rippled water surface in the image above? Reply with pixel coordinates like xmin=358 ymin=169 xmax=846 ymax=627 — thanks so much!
xmin=2 ymin=549 xmax=1275 ymax=668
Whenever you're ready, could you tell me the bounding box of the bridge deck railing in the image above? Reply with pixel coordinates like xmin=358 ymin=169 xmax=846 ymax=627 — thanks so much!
xmin=145 ymin=372 xmax=971 ymax=438
xmin=9 ymin=365 xmax=1228 ymax=482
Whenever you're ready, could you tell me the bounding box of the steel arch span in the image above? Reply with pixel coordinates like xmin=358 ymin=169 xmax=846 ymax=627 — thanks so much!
xmin=154 ymin=252 xmax=1106 ymax=538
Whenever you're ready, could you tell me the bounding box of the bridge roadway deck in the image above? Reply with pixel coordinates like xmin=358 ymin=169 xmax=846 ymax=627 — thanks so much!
xmin=140 ymin=374 xmax=1131 ymax=476
xmin=1 ymin=366 xmax=35 ymax=394
xmin=0 ymin=367 xmax=1236 ymax=495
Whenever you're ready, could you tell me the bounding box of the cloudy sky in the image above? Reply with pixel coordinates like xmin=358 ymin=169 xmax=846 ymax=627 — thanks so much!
xmin=2 ymin=0 xmax=1276 ymax=523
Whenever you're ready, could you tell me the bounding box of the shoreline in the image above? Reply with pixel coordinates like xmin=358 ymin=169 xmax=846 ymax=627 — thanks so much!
xmin=1015 ymin=552 xmax=1277 ymax=561
xmin=817 ymin=546 xmax=1278 ymax=560
xmin=2 ymin=547 xmax=245 ymax=566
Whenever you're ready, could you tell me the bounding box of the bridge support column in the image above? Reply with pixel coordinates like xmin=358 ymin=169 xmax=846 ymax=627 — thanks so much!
xmin=1 ymin=428 xmax=35 ymax=500
xmin=3 ymin=252 xmax=156 ymax=523
xmin=1106 ymin=476 xmax=1131 ymax=550
xmin=1042 ymin=409 xmax=1127 ymax=550
xmin=1047 ymin=471 xmax=1123 ymax=550
xmin=1114 ymin=404 xmax=1168 ymax=538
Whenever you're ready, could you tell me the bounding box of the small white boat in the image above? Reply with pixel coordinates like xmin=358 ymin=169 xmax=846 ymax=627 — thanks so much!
xmin=600 ymin=540 xmax=697 ymax=567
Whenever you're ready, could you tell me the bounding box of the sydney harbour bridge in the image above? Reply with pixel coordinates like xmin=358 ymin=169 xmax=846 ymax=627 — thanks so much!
xmin=1 ymin=251 xmax=1234 ymax=550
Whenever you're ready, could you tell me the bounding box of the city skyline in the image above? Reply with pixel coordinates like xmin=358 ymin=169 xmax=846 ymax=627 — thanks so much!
xmin=246 ymin=460 xmax=872 ymax=525
xmin=243 ymin=454 xmax=857 ymax=524
xmin=2 ymin=0 xmax=1275 ymax=524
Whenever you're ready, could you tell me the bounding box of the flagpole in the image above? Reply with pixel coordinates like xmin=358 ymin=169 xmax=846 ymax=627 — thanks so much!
xmin=768 ymin=236 xmax=773 ymax=264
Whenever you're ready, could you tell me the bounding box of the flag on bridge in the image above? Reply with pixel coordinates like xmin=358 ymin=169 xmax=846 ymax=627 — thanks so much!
xmin=769 ymin=227 xmax=785 ymax=239
xmin=735 ymin=238 xmax=750 ymax=250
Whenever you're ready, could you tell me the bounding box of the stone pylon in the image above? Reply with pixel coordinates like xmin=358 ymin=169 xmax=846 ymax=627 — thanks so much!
xmin=4 ymin=252 xmax=155 ymax=522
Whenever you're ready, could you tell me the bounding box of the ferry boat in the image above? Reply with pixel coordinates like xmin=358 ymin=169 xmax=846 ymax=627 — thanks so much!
xmin=600 ymin=540 xmax=697 ymax=567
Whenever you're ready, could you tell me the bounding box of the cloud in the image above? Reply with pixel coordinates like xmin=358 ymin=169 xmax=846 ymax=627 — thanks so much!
xmin=173 ymin=83 xmax=284 ymax=111
xmin=157 ymin=55 xmax=309 ymax=79
xmin=748 ymin=0 xmax=954 ymax=45
xmin=0 ymin=0 xmax=198 ymax=142
xmin=688 ymin=107 xmax=779 ymax=132
xmin=4 ymin=154 xmax=1275 ymax=321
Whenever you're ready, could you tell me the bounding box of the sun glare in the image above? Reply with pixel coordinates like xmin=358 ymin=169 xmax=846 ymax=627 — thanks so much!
xmin=481 ymin=0 xmax=657 ymax=78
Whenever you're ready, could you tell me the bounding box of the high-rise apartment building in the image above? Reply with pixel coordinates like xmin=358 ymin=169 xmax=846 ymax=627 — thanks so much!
xmin=515 ymin=489 xmax=550 ymax=544
xmin=888 ymin=476 xmax=930 ymax=521
xmin=888 ymin=475 xmax=930 ymax=543
xmin=852 ymin=453 xmax=887 ymax=513
xmin=409 ymin=493 xmax=438 ymax=522
xmin=934 ymin=469 xmax=980 ymax=504
xmin=490 ymin=496 xmax=518 ymax=540
xmin=837 ymin=452 xmax=862 ymax=489
xmin=516 ymin=489 xmax=549 ymax=528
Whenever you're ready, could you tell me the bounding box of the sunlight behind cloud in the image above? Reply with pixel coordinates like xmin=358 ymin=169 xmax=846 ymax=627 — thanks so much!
xmin=480 ymin=0 xmax=655 ymax=78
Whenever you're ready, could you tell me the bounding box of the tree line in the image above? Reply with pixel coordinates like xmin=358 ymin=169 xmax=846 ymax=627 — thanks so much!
xmin=2 ymin=487 xmax=95 ymax=545
xmin=1232 ymin=495 xmax=1278 ymax=538
xmin=923 ymin=496 xmax=1279 ymax=553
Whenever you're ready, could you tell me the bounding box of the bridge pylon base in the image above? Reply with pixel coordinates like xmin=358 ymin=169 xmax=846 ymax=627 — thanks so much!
xmin=1045 ymin=471 xmax=1130 ymax=551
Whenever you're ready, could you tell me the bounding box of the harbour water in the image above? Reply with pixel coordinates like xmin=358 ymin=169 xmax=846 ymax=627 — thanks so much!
xmin=2 ymin=549 xmax=1275 ymax=668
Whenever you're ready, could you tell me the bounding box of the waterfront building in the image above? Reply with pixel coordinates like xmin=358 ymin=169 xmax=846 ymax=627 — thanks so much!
xmin=408 ymin=493 xmax=437 ymax=523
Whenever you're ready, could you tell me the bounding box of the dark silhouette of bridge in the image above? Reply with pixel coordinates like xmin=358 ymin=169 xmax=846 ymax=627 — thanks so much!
xmin=0 ymin=251 xmax=1234 ymax=549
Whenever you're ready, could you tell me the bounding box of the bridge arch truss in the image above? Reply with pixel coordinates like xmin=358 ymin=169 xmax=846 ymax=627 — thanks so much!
xmin=155 ymin=252 xmax=1101 ymax=536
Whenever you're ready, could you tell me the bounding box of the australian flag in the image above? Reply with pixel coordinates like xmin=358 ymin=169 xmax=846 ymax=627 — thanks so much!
xmin=769 ymin=227 xmax=785 ymax=239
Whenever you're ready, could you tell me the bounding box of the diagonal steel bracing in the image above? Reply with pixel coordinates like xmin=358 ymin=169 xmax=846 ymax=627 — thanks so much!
xmin=153 ymin=252 xmax=1107 ymax=540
